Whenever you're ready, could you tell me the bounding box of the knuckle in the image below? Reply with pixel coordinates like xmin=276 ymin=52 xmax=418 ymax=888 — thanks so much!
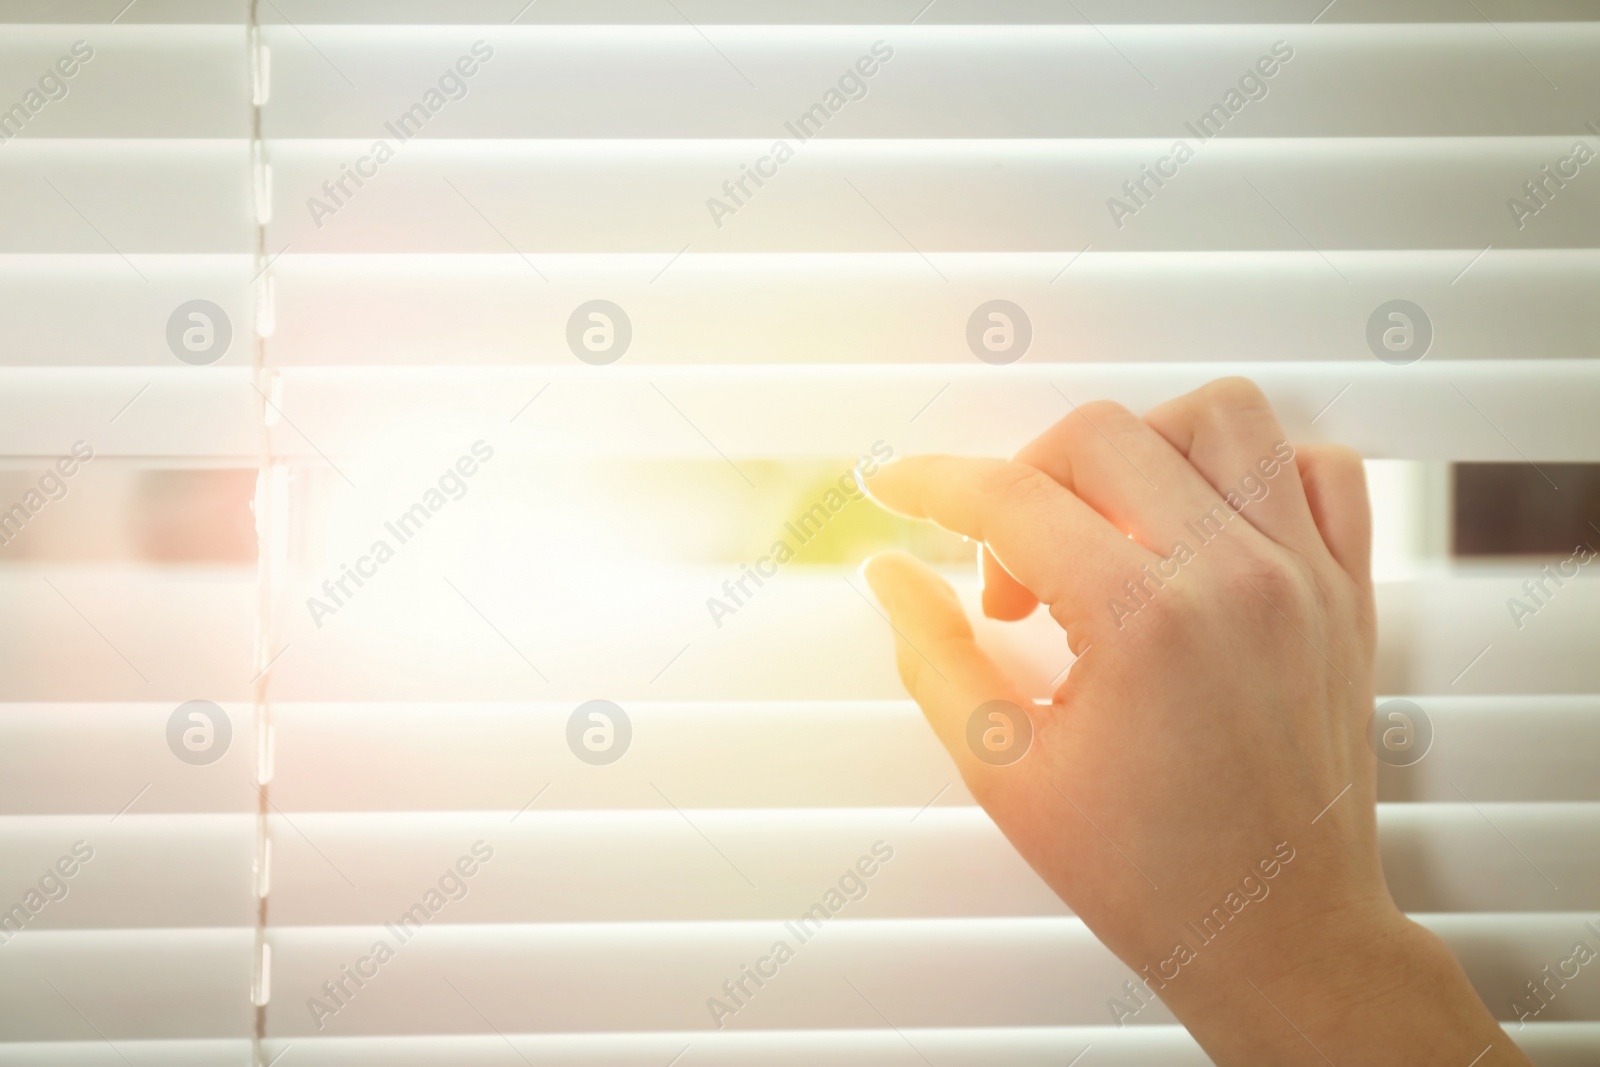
xmin=1059 ymin=400 xmax=1143 ymax=457
xmin=1322 ymin=443 xmax=1365 ymax=479
xmin=979 ymin=460 xmax=1056 ymax=505
xmin=1200 ymin=375 xmax=1271 ymax=412
xmin=1076 ymin=399 xmax=1140 ymax=433
xmin=1140 ymin=396 xmax=1185 ymax=438
xmin=1222 ymin=549 xmax=1315 ymax=622
xmin=1011 ymin=434 xmax=1056 ymax=467
xmin=1138 ymin=577 xmax=1207 ymax=639
xmin=1095 ymin=563 xmax=1203 ymax=643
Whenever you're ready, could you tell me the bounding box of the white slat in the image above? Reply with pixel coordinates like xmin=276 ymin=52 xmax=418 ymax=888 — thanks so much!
xmin=4 ymin=1026 xmax=1599 ymax=1067
xmin=242 ymin=915 xmax=1600 ymax=1034
xmin=7 ymin=915 xmax=1589 ymax=1038
xmin=0 ymin=2 xmax=243 ymax=23
xmin=0 ymin=1041 xmax=247 ymax=1067
xmin=265 ymin=251 xmax=1600 ymax=367
xmin=0 ymin=570 xmax=253 ymax=701
xmin=0 ymin=142 xmax=248 ymax=254
xmin=0 ymin=928 xmax=252 ymax=1041
xmin=257 ymin=569 xmax=1600 ymax=700
xmin=0 ymin=704 xmax=257 ymax=815
xmin=5 ymin=697 xmax=1594 ymax=815
xmin=250 ymin=1024 xmax=1600 ymax=1067
xmin=0 ymin=815 xmax=252 ymax=929
xmin=1374 ymin=697 xmax=1600 ymax=803
xmin=0 ymin=255 xmax=253 ymax=368
xmin=4 ymin=363 xmax=1591 ymax=460
xmin=239 ymin=362 xmax=1600 ymax=464
xmin=3 ymin=803 xmax=1590 ymax=932
xmin=261 ymin=25 xmax=1600 ymax=139
xmin=0 ymin=570 xmax=1594 ymax=700
xmin=267 ymin=137 xmax=1600 ymax=254
xmin=0 ymin=26 xmax=245 ymax=137
xmin=243 ymin=0 xmax=1600 ymax=25
xmin=268 ymin=697 xmax=1600 ymax=811
xmin=265 ymin=918 xmax=1163 ymax=1035
xmin=1379 ymin=805 xmax=1600 ymax=912
xmin=259 ymin=804 xmax=1600 ymax=920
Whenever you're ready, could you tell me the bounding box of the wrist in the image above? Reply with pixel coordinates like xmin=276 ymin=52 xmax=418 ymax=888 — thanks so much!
xmin=1156 ymin=901 xmax=1526 ymax=1066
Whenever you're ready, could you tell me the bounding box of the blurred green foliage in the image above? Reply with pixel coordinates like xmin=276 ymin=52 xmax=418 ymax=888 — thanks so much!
xmin=780 ymin=468 xmax=968 ymax=566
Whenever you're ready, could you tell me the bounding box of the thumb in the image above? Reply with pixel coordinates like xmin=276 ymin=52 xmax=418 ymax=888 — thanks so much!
xmin=862 ymin=550 xmax=1035 ymax=786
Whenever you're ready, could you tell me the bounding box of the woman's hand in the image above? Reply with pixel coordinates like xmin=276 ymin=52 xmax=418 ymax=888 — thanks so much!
xmin=861 ymin=377 xmax=1527 ymax=1066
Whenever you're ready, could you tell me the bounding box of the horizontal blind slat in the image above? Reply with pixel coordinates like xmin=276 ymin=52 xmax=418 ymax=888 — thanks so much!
xmin=5 ymin=805 xmax=1592 ymax=929
xmin=255 ymin=250 xmax=1600 ymax=368
xmin=0 ymin=142 xmax=250 ymax=254
xmin=238 ymin=0 xmax=1600 ymax=25
xmin=0 ymin=928 xmax=252 ymax=1041
xmin=4 ymin=696 xmax=1597 ymax=815
xmin=260 ymin=25 xmax=1600 ymax=139
xmin=0 ymin=573 xmax=1592 ymax=700
xmin=0 ymin=256 xmax=252 ymax=368
xmin=0 ymin=1040 xmax=246 ymax=1067
xmin=3 ymin=1026 xmax=1597 ymax=1067
xmin=3 ymin=919 xmax=1598 ymax=1038
xmin=0 ymin=26 xmax=246 ymax=137
xmin=260 ymin=916 xmax=1600 ymax=1033
xmin=2 ymin=364 xmax=1592 ymax=461
xmin=267 ymin=138 xmax=1600 ymax=254
xmin=12 ymin=250 xmax=1598 ymax=369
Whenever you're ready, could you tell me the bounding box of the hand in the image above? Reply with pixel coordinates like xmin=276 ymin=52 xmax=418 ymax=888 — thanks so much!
xmin=861 ymin=378 xmax=1527 ymax=1066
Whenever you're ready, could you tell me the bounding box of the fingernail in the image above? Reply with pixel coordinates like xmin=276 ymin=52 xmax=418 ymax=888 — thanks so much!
xmin=852 ymin=460 xmax=875 ymax=501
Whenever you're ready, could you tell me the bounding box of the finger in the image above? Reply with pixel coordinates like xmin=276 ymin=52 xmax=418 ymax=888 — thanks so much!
xmin=1143 ymin=377 xmax=1325 ymax=558
xmin=863 ymin=455 xmax=1145 ymax=640
xmin=1295 ymin=444 xmax=1372 ymax=586
xmin=1020 ymin=394 xmax=1247 ymax=560
xmin=982 ymin=396 xmax=1234 ymax=619
xmin=982 ymin=544 xmax=1038 ymax=620
xmin=977 ymin=423 xmax=1082 ymax=622
xmin=862 ymin=551 xmax=1034 ymax=788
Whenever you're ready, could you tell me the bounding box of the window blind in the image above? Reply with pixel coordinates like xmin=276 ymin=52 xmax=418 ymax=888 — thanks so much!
xmin=2 ymin=2 xmax=1598 ymax=1065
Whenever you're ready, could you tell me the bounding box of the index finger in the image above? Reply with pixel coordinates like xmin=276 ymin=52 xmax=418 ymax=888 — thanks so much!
xmin=862 ymin=455 xmax=1147 ymax=641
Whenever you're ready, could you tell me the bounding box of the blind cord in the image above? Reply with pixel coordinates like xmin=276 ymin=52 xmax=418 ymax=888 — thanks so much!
xmin=246 ymin=2 xmax=278 ymax=1061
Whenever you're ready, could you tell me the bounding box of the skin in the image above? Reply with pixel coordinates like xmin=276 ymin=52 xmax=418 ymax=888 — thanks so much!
xmin=860 ymin=377 xmax=1530 ymax=1066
